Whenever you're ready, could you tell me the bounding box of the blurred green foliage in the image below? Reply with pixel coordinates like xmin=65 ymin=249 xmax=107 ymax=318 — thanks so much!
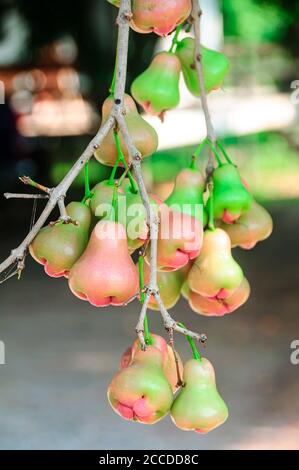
xmin=50 ymin=159 xmax=110 ymax=189
xmin=143 ymin=131 xmax=299 ymax=202
xmin=222 ymin=0 xmax=293 ymax=43
xmin=50 ymin=130 xmax=299 ymax=202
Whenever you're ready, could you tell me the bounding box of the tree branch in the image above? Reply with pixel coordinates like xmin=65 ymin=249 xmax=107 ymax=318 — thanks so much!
xmin=154 ymin=292 xmax=207 ymax=344
xmin=0 ymin=116 xmax=115 ymax=275
xmin=192 ymin=0 xmax=217 ymax=175
xmin=135 ymin=292 xmax=151 ymax=348
xmin=115 ymin=1 xmax=206 ymax=349
xmin=4 ymin=193 xmax=49 ymax=200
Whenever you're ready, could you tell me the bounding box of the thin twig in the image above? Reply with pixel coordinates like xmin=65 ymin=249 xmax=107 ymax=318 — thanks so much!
xmin=135 ymin=292 xmax=151 ymax=349
xmin=4 ymin=193 xmax=49 ymax=200
xmin=19 ymin=176 xmax=51 ymax=194
xmin=57 ymin=196 xmax=72 ymax=223
xmin=154 ymin=292 xmax=207 ymax=344
xmin=168 ymin=329 xmax=183 ymax=387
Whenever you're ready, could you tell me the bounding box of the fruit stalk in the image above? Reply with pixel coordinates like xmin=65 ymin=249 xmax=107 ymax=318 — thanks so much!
xmin=177 ymin=322 xmax=202 ymax=361
xmin=169 ymin=24 xmax=183 ymax=53
xmin=82 ymin=162 xmax=92 ymax=203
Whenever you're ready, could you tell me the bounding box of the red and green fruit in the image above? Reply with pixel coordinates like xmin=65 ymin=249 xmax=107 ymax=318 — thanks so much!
xmin=218 ymin=200 xmax=273 ymax=249
xmin=107 ymin=0 xmax=192 ymax=37
xmin=120 ymin=179 xmax=149 ymax=253
xmin=146 ymin=204 xmax=203 ymax=272
xmin=209 ymin=164 xmax=253 ymax=223
xmin=68 ymin=220 xmax=139 ymax=307
xmin=165 ymin=167 xmax=208 ymax=226
xmin=108 ymin=344 xmax=174 ymax=424
xmin=184 ymin=277 xmax=250 ymax=316
xmin=89 ymin=180 xmax=124 ymax=218
xmin=131 ymin=52 xmax=181 ymax=116
xmin=176 ymin=38 xmax=229 ymax=97
xmin=188 ymin=228 xmax=244 ymax=299
xmin=120 ymin=334 xmax=183 ymax=392
xmin=171 ymin=358 xmax=228 ymax=433
xmin=30 ymin=202 xmax=91 ymax=278
xmin=94 ymin=94 xmax=158 ymax=167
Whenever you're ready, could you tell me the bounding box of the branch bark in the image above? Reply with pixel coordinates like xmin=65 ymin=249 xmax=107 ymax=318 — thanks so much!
xmin=191 ymin=0 xmax=217 ymax=175
xmin=4 ymin=193 xmax=49 ymax=200
xmin=191 ymin=0 xmax=216 ymax=143
xmin=115 ymin=1 xmax=206 ymax=348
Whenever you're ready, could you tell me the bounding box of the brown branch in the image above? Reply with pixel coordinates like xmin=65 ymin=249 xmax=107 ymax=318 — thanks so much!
xmin=19 ymin=176 xmax=51 ymax=194
xmin=135 ymin=292 xmax=151 ymax=349
xmin=191 ymin=0 xmax=217 ymax=175
xmin=57 ymin=196 xmax=70 ymax=222
xmin=154 ymin=292 xmax=207 ymax=344
xmin=116 ymin=1 xmax=205 ymax=349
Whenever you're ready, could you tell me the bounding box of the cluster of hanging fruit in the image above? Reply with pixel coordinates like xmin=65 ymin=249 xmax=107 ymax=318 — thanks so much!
xmin=131 ymin=36 xmax=229 ymax=120
xmin=131 ymin=31 xmax=229 ymax=120
xmin=148 ymin=143 xmax=273 ymax=318
xmin=108 ymin=333 xmax=228 ymax=432
xmin=107 ymin=0 xmax=229 ymax=120
xmin=28 ymin=0 xmax=273 ymax=433
xmin=29 ymin=149 xmax=273 ymax=315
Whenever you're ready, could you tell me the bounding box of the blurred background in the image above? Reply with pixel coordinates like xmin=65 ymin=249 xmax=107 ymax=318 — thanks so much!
xmin=0 ymin=0 xmax=299 ymax=450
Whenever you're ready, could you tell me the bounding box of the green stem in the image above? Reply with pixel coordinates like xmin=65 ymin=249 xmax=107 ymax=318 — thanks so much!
xmin=208 ymin=181 xmax=215 ymax=231
xmin=127 ymin=171 xmax=139 ymax=195
xmin=109 ymin=157 xmax=121 ymax=185
xmin=169 ymin=24 xmax=183 ymax=53
xmin=81 ymin=162 xmax=93 ymax=204
xmin=190 ymin=137 xmax=208 ymax=169
xmin=177 ymin=322 xmax=201 ymax=361
xmin=113 ymin=131 xmax=138 ymax=194
xmin=138 ymin=255 xmax=152 ymax=346
xmin=206 ymin=139 xmax=223 ymax=167
xmin=216 ymin=140 xmax=234 ymax=165
xmin=117 ymin=167 xmax=128 ymax=188
xmin=84 ymin=163 xmax=90 ymax=197
xmin=108 ymin=183 xmax=118 ymax=222
xmin=121 ymin=159 xmax=138 ymax=194
xmin=144 ymin=316 xmax=150 ymax=345
xmin=85 ymin=163 xmax=91 ymax=198
xmin=114 ymin=129 xmax=123 ymax=156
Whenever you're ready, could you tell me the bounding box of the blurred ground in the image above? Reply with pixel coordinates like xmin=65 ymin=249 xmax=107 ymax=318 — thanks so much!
xmin=0 ymin=203 xmax=299 ymax=450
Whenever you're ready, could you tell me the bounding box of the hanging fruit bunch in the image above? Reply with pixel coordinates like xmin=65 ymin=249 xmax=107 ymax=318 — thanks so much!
xmin=1 ymin=0 xmax=273 ymax=435
xmin=131 ymin=21 xmax=229 ymax=120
